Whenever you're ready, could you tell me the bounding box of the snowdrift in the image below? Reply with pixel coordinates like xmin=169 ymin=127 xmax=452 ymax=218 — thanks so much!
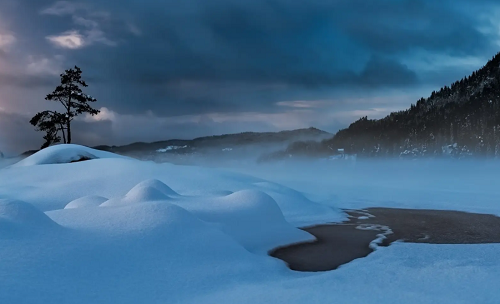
xmin=0 ymin=145 xmax=343 ymax=225
xmin=64 ymin=195 xmax=108 ymax=209
xmin=13 ymin=144 xmax=126 ymax=167
xmin=98 ymin=180 xmax=313 ymax=251
xmin=189 ymin=189 xmax=314 ymax=251
xmin=0 ymin=199 xmax=60 ymax=235
xmin=100 ymin=179 xmax=178 ymax=207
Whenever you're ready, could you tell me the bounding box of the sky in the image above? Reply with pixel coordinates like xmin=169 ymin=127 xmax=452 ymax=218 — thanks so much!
xmin=1 ymin=0 xmax=500 ymax=154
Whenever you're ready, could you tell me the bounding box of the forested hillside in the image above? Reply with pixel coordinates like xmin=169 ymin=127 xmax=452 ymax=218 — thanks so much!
xmin=285 ymin=52 xmax=500 ymax=159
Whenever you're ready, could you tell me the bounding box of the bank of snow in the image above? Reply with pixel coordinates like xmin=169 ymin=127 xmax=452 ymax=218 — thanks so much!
xmin=1 ymin=145 xmax=500 ymax=304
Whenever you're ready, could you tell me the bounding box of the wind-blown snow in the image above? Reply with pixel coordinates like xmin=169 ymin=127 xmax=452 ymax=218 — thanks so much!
xmin=1 ymin=145 xmax=500 ymax=303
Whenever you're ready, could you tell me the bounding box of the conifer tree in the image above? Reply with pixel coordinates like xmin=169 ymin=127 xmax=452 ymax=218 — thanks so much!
xmin=30 ymin=66 xmax=100 ymax=149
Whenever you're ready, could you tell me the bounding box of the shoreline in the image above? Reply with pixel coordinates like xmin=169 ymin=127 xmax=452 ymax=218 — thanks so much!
xmin=270 ymin=208 xmax=500 ymax=272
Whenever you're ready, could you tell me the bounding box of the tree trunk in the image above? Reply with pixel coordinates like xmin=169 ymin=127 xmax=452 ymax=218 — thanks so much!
xmin=59 ymin=123 xmax=67 ymax=144
xmin=67 ymin=96 xmax=72 ymax=144
xmin=67 ymin=121 xmax=71 ymax=143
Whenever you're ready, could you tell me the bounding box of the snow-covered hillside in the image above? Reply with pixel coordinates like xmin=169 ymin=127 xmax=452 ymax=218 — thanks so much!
xmin=1 ymin=144 xmax=499 ymax=304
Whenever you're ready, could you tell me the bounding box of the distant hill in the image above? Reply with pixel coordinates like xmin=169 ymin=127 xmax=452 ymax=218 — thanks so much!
xmin=20 ymin=128 xmax=331 ymax=164
xmin=21 ymin=128 xmax=331 ymax=164
xmin=15 ymin=127 xmax=321 ymax=165
xmin=272 ymin=51 xmax=500 ymax=160
xmin=96 ymin=127 xmax=330 ymax=155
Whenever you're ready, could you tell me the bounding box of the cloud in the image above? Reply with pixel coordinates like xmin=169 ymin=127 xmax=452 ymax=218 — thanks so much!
xmin=0 ymin=73 xmax=55 ymax=88
xmin=83 ymin=107 xmax=116 ymax=122
xmin=0 ymin=33 xmax=15 ymax=50
xmin=40 ymin=1 xmax=83 ymax=16
xmin=25 ymin=55 xmax=64 ymax=75
xmin=42 ymin=1 xmax=115 ymax=49
xmin=276 ymin=100 xmax=330 ymax=109
xmin=358 ymin=56 xmax=418 ymax=87
xmin=46 ymin=30 xmax=85 ymax=49
xmin=127 ymin=23 xmax=142 ymax=36
xmin=46 ymin=28 xmax=115 ymax=49
xmin=52 ymin=0 xmax=494 ymax=118
xmin=0 ymin=110 xmax=42 ymax=154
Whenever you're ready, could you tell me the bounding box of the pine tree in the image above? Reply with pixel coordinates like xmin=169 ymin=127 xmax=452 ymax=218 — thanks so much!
xmin=30 ymin=66 xmax=100 ymax=149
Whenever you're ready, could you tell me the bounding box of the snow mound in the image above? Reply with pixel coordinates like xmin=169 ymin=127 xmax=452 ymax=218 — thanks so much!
xmin=193 ymin=189 xmax=314 ymax=251
xmin=64 ymin=196 xmax=108 ymax=209
xmin=100 ymin=180 xmax=175 ymax=207
xmin=221 ymin=190 xmax=286 ymax=221
xmin=253 ymin=181 xmax=344 ymax=225
xmin=125 ymin=186 xmax=169 ymax=202
xmin=13 ymin=144 xmax=126 ymax=167
xmin=0 ymin=199 xmax=59 ymax=232
xmin=89 ymin=201 xmax=210 ymax=235
xmin=133 ymin=179 xmax=178 ymax=196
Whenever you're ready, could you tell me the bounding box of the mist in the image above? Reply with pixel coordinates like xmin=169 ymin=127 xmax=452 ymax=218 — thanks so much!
xmin=223 ymin=158 xmax=498 ymax=215
xmin=103 ymin=139 xmax=499 ymax=216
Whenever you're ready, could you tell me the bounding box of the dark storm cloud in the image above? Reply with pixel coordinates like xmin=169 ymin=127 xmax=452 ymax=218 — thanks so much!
xmin=0 ymin=111 xmax=41 ymax=155
xmin=50 ymin=0 xmax=496 ymax=115
xmin=0 ymin=73 xmax=56 ymax=88
xmin=1 ymin=0 xmax=500 ymax=152
xmin=332 ymin=0 xmax=491 ymax=55
xmin=359 ymin=56 xmax=418 ymax=87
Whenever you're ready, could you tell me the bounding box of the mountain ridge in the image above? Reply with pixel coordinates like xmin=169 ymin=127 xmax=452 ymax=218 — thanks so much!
xmin=94 ymin=127 xmax=331 ymax=156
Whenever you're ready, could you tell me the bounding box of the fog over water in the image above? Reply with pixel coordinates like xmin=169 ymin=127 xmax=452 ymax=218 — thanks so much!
xmin=223 ymin=158 xmax=500 ymax=215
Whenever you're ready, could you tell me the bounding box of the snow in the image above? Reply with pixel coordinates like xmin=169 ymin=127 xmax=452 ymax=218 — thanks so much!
xmin=0 ymin=199 xmax=60 ymax=234
xmin=192 ymin=243 xmax=500 ymax=304
xmin=185 ymin=189 xmax=314 ymax=252
xmin=356 ymin=224 xmax=394 ymax=250
xmin=64 ymin=195 xmax=108 ymax=209
xmin=156 ymin=145 xmax=187 ymax=152
xmin=1 ymin=145 xmax=500 ymax=303
xmin=0 ymin=157 xmax=20 ymax=169
xmin=12 ymin=144 xmax=127 ymax=167
xmin=101 ymin=181 xmax=174 ymax=207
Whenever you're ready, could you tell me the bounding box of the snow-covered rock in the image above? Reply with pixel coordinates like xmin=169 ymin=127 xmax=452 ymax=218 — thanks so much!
xmin=13 ymin=144 xmax=126 ymax=167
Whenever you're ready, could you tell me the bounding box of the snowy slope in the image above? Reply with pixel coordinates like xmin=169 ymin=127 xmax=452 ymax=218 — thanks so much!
xmin=1 ymin=145 xmax=500 ymax=304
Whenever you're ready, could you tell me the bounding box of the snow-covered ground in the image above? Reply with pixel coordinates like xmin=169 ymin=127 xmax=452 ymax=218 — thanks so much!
xmin=0 ymin=156 xmax=19 ymax=170
xmin=1 ymin=145 xmax=499 ymax=303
